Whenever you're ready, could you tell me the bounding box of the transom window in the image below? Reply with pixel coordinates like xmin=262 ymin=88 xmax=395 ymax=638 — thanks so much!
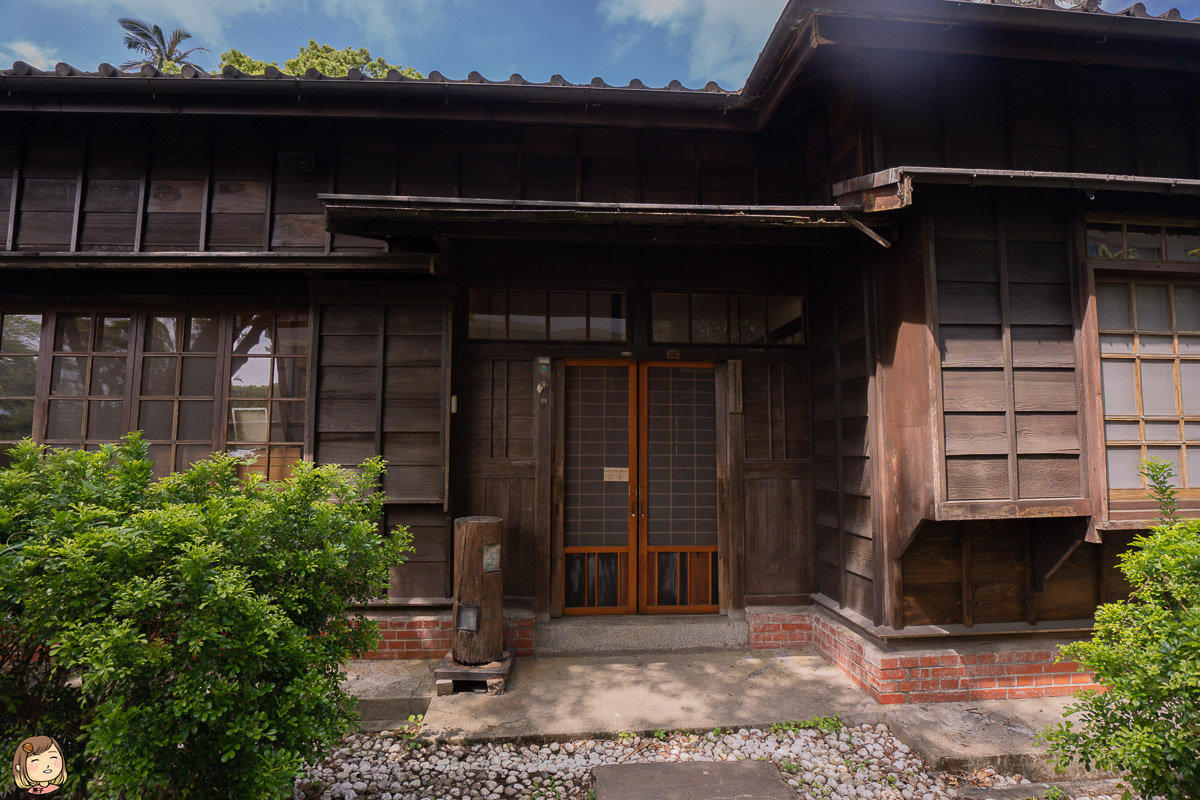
xmin=0 ymin=308 xmax=309 ymax=478
xmin=1087 ymin=219 xmax=1200 ymax=262
xmin=468 ymin=289 xmax=627 ymax=342
xmin=1098 ymin=281 xmax=1200 ymax=496
xmin=651 ymin=292 xmax=804 ymax=346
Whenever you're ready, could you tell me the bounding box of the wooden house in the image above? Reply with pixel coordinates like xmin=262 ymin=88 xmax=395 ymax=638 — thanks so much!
xmin=4 ymin=0 xmax=1200 ymax=698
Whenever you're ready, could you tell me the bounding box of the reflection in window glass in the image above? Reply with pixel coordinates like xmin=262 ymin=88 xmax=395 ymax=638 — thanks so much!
xmin=691 ymin=295 xmax=728 ymax=344
xmin=549 ymin=292 xmax=588 ymax=341
xmin=589 ymin=293 xmax=626 ymax=342
xmin=1165 ymin=227 xmax=1200 ymax=262
xmin=1126 ymin=225 xmax=1164 ymax=261
xmin=508 ymin=291 xmax=547 ymax=340
xmin=144 ymin=315 xmax=178 ymax=353
xmin=467 ymin=289 xmax=627 ymax=342
xmin=1086 ymin=222 xmax=1123 ymax=259
xmin=767 ymin=296 xmax=805 ymax=345
xmin=0 ymin=313 xmax=42 ymax=449
xmin=233 ymin=314 xmax=272 ymax=355
xmin=650 ymin=292 xmax=804 ymax=347
xmin=468 ymin=291 xmax=507 ymax=340
xmin=0 ymin=313 xmax=42 ymax=354
xmin=1088 ymin=220 xmax=1200 ymax=262
xmin=651 ymin=294 xmax=689 ymax=343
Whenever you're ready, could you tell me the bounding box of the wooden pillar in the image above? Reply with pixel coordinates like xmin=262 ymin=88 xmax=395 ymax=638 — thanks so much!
xmin=452 ymin=515 xmax=504 ymax=666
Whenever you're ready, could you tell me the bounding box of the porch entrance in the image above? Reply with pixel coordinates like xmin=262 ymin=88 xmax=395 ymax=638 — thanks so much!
xmin=563 ymin=360 xmax=719 ymax=614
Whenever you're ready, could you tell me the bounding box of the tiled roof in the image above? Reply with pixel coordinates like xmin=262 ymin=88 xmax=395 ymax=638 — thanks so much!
xmin=956 ymin=0 xmax=1199 ymax=22
xmin=0 ymin=60 xmax=734 ymax=94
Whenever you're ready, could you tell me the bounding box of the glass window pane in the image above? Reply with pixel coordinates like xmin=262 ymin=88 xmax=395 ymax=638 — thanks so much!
xmin=1106 ymin=447 xmax=1143 ymax=489
xmin=270 ymin=401 xmax=305 ymax=442
xmin=185 ymin=315 xmax=219 ymax=353
xmin=1141 ymin=361 xmax=1177 ymax=416
xmin=87 ymin=399 xmax=123 ymax=440
xmin=468 ymin=290 xmax=506 ymax=340
xmin=275 ymin=314 xmax=308 ymax=355
xmin=1140 ymin=335 xmax=1174 ymax=355
xmin=177 ymin=400 xmax=213 ymax=440
xmin=95 ymin=315 xmax=130 ymax=353
xmin=1126 ymin=225 xmax=1164 ymax=261
xmin=1188 ymin=447 xmax=1200 ymax=488
xmin=588 ymin=292 xmax=625 ymax=342
xmin=1087 ymin=223 xmax=1124 ymax=259
xmin=1165 ymin=228 xmax=1200 ymax=262
xmin=1145 ymin=421 xmax=1180 ymax=441
xmin=1101 ymin=360 xmax=1137 ymax=416
xmin=140 ymin=356 xmax=177 ymax=396
xmin=691 ymin=295 xmax=728 ymax=344
xmin=0 ymin=399 xmax=35 ymax=439
xmin=1174 ymin=285 xmax=1200 ymax=331
xmin=1146 ymin=446 xmax=1182 ymax=486
xmin=227 ymin=401 xmax=268 ymax=442
xmin=767 ymin=295 xmax=805 ymax=345
xmin=232 ymin=314 xmax=273 ymax=355
xmin=508 ymin=292 xmax=546 ymax=340
xmin=549 ymin=291 xmax=588 ymax=341
xmin=268 ymin=445 xmax=302 ymax=480
xmin=1187 ymin=421 xmax=1200 ymax=440
xmin=46 ymin=399 xmax=83 ymax=440
xmin=144 ymin=315 xmax=178 ymax=353
xmin=1135 ymin=284 xmax=1171 ymax=331
xmin=91 ymin=357 xmax=127 ymax=397
xmin=0 ymin=356 xmax=38 ymax=396
xmin=227 ymin=444 xmax=266 ymax=479
xmin=54 ymin=314 xmax=91 ymax=352
xmin=180 ymin=357 xmax=216 ymax=397
xmin=1182 ymin=362 xmax=1200 ymax=415
xmin=1179 ymin=336 xmax=1200 ymax=355
xmin=651 ymin=294 xmax=688 ymax=343
xmin=1105 ymin=421 xmax=1140 ymax=441
xmin=1 ymin=314 xmax=42 ymax=353
xmin=175 ymin=444 xmax=211 ymax=472
xmin=273 ymin=359 xmax=308 ymax=399
xmin=734 ymin=295 xmax=766 ymax=344
xmin=230 ymin=357 xmax=271 ymax=398
xmin=1099 ymin=334 xmax=1134 ymax=355
xmin=1096 ymin=283 xmax=1131 ymax=329
xmin=138 ymin=400 xmax=174 ymax=440
xmin=147 ymin=443 xmax=172 ymax=479
xmin=50 ymin=356 xmax=87 ymax=396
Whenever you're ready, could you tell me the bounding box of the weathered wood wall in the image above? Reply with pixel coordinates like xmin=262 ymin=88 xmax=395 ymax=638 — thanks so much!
xmin=809 ymin=262 xmax=875 ymax=619
xmin=870 ymin=54 xmax=1200 ymax=177
xmin=0 ymin=114 xmax=805 ymax=256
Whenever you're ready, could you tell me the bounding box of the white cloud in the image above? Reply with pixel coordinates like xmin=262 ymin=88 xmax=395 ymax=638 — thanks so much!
xmin=1 ymin=40 xmax=60 ymax=70
xmin=600 ymin=0 xmax=786 ymax=89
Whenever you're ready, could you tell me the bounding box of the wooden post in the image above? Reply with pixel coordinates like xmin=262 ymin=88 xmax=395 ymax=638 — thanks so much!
xmin=452 ymin=515 xmax=504 ymax=666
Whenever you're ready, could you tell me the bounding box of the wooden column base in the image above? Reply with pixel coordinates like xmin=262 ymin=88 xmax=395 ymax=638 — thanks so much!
xmin=433 ymin=648 xmax=515 ymax=696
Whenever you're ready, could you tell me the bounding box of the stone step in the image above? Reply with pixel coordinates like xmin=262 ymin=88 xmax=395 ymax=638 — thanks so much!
xmin=341 ymin=659 xmax=436 ymax=732
xmin=534 ymin=613 xmax=748 ymax=657
xmin=593 ymin=762 xmax=792 ymax=800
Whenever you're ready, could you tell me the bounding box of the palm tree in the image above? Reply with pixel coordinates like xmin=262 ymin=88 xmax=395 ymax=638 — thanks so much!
xmin=118 ymin=18 xmax=209 ymax=74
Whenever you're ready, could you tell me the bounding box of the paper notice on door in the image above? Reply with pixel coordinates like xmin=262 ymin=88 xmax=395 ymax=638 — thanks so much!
xmin=603 ymin=467 xmax=629 ymax=482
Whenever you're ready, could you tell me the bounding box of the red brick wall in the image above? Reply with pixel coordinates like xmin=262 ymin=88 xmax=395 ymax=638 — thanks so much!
xmin=362 ymin=612 xmax=535 ymax=660
xmin=747 ymin=606 xmax=1100 ymax=705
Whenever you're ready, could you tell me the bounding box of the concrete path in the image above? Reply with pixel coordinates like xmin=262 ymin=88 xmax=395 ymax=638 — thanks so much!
xmin=344 ymin=648 xmax=1109 ymax=782
xmin=420 ymin=649 xmax=885 ymax=744
xmin=593 ymin=762 xmax=792 ymax=800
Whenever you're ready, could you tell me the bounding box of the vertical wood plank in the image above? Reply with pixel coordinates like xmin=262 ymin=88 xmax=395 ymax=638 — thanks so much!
xmin=550 ymin=358 xmax=566 ymax=616
xmin=374 ymin=305 xmax=385 ymax=459
xmin=6 ymin=130 xmax=24 ymax=251
xmin=324 ymin=146 xmax=336 ymax=255
xmin=69 ymin=125 xmax=87 ymax=252
xmin=727 ymin=388 xmax=746 ymax=610
xmin=996 ymin=211 xmax=1019 ymax=500
xmin=961 ymin=522 xmax=973 ymax=628
xmin=262 ymin=127 xmax=276 ymax=252
xmin=925 ymin=210 xmax=947 ymax=509
xmin=533 ymin=355 xmax=553 ymax=614
xmin=1024 ymin=520 xmax=1038 ymax=625
xmin=715 ymin=362 xmax=732 ymax=614
xmin=834 ymin=282 xmax=847 ymax=608
xmin=199 ymin=126 xmax=213 ymax=252
xmin=303 ymin=297 xmax=321 ymax=462
xmin=133 ymin=131 xmax=151 ymax=253
xmin=441 ymin=295 xmax=453 ymax=510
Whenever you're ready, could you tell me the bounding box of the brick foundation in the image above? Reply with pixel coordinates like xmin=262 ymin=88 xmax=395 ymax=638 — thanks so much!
xmin=359 ymin=605 xmax=1100 ymax=705
xmin=748 ymin=605 xmax=1101 ymax=704
xmin=361 ymin=609 xmax=535 ymax=660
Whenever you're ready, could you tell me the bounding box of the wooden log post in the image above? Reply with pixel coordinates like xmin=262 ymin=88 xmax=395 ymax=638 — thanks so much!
xmin=452 ymin=515 xmax=504 ymax=666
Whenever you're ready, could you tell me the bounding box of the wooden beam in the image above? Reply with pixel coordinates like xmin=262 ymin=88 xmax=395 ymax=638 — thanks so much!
xmin=1029 ymin=516 xmax=1089 ymax=594
xmin=533 ymin=355 xmax=553 ymax=615
xmin=842 ymin=213 xmax=892 ymax=248
xmin=69 ymin=125 xmax=87 ymax=252
xmin=6 ymin=130 xmax=24 ymax=251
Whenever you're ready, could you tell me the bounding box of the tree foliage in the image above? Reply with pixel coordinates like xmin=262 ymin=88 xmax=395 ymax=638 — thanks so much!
xmin=0 ymin=435 xmax=410 ymax=799
xmin=1042 ymin=459 xmax=1200 ymax=799
xmin=219 ymin=40 xmax=423 ymax=79
xmin=118 ymin=18 xmax=208 ymax=74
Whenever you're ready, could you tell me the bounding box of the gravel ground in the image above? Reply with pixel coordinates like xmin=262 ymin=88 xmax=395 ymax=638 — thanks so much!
xmin=290 ymin=721 xmax=1107 ymax=800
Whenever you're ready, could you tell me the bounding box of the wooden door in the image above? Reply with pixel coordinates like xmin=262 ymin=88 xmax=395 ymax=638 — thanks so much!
xmin=562 ymin=360 xmax=719 ymax=614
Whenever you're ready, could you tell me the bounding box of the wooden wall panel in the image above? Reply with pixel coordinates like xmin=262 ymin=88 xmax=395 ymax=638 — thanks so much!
xmin=456 ymin=474 xmax=537 ymax=599
xmin=386 ymin=504 xmax=451 ymax=599
xmin=743 ymin=477 xmax=812 ymax=597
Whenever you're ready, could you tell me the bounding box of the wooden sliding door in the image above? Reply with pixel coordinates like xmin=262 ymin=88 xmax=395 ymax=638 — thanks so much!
xmin=562 ymin=360 xmax=718 ymax=615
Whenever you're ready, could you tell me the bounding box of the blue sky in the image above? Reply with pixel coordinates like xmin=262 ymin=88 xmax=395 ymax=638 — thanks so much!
xmin=3 ymin=0 xmax=1200 ymax=91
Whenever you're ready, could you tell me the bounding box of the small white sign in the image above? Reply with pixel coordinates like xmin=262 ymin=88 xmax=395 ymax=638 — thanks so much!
xmin=603 ymin=467 xmax=629 ymax=482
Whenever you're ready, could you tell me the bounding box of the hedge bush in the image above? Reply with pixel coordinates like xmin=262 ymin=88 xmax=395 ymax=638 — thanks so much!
xmin=1043 ymin=458 xmax=1200 ymax=798
xmin=1 ymin=435 xmax=410 ymax=799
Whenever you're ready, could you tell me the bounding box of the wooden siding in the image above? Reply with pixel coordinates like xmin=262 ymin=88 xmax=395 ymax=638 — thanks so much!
xmin=870 ymin=54 xmax=1200 ymax=179
xmin=932 ymin=189 xmax=1085 ymax=506
xmin=1 ymin=116 xmax=801 ymax=256
xmin=810 ymin=264 xmax=875 ymax=619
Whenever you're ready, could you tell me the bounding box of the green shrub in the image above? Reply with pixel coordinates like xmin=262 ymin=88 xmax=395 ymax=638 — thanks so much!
xmin=1 ymin=434 xmax=410 ymax=799
xmin=1042 ymin=458 xmax=1200 ymax=799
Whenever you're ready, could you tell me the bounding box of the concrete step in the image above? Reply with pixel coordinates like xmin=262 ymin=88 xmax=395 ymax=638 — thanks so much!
xmin=593 ymin=762 xmax=792 ymax=800
xmin=534 ymin=613 xmax=748 ymax=657
xmin=341 ymin=659 xmax=437 ymax=732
